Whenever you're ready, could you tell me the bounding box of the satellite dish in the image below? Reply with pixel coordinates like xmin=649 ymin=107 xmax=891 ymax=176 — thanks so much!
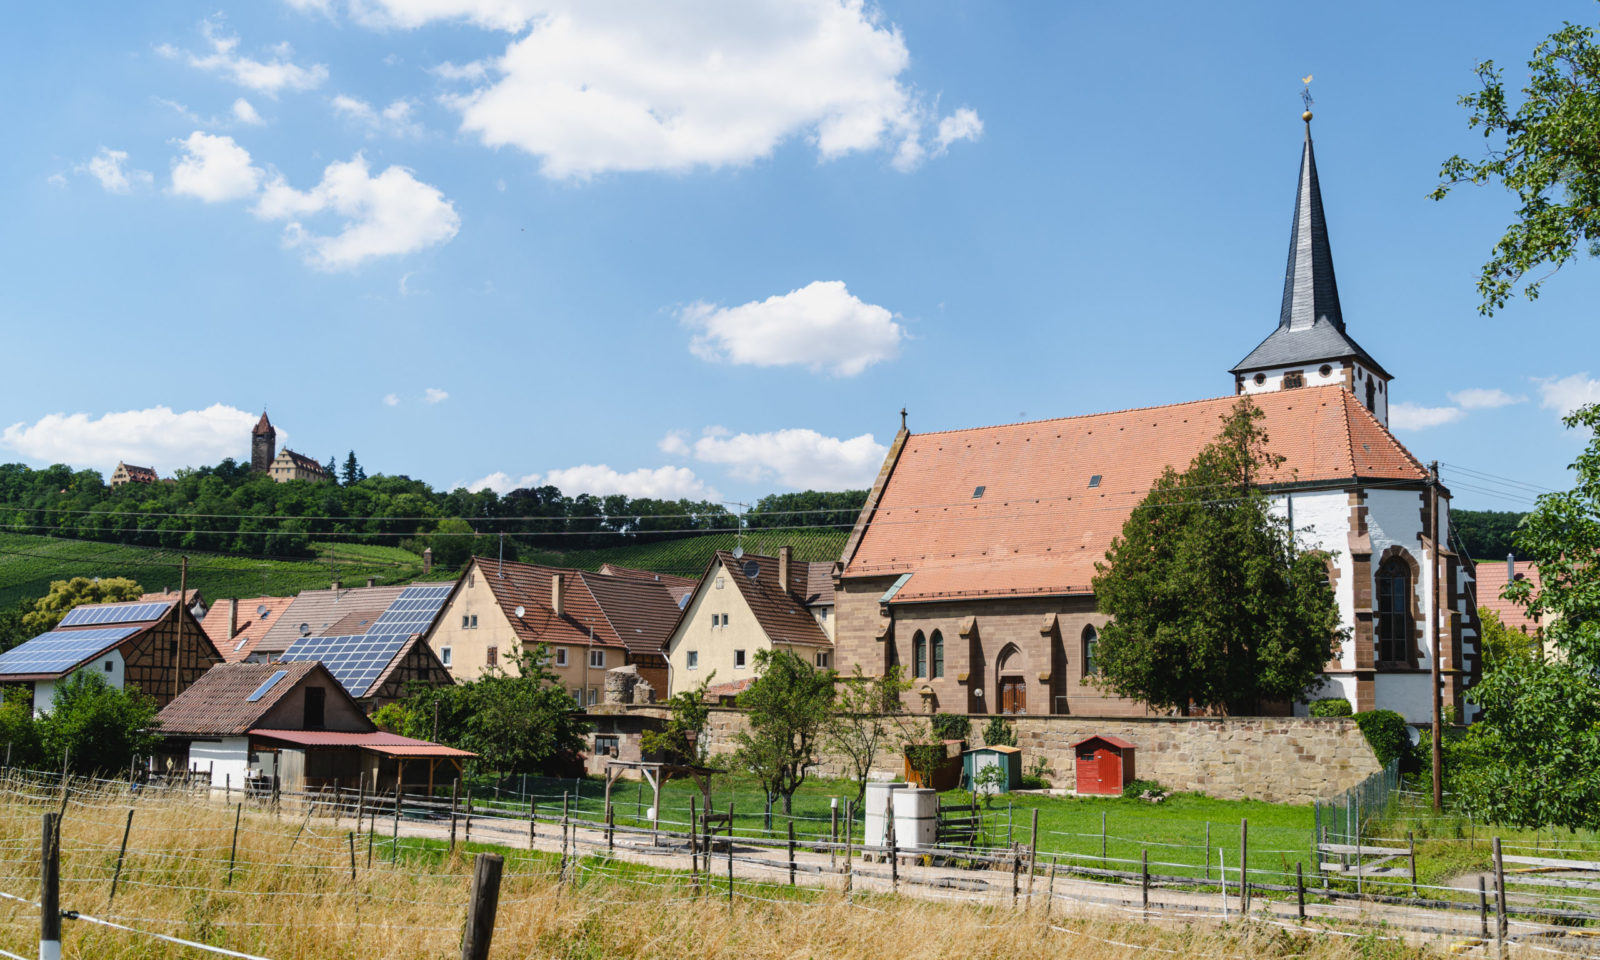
xmin=256 ymin=604 xmax=270 ymax=619
xmin=298 ymin=623 xmax=311 ymax=637
xmin=1406 ymin=726 xmax=1422 ymax=747
xmin=732 ymin=546 xmax=744 ymax=559
xmin=514 ymin=605 xmax=526 ymax=619
xmin=742 ymin=560 xmax=760 ymax=580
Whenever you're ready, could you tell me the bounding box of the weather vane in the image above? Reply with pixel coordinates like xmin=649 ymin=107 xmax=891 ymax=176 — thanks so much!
xmin=1300 ymin=74 xmax=1314 ymax=120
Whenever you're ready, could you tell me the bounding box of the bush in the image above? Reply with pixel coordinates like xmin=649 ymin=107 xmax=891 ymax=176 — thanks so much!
xmin=982 ymin=716 xmax=1016 ymax=747
xmin=1310 ymin=697 xmax=1353 ymax=717
xmin=930 ymin=713 xmax=970 ymax=742
xmin=1122 ymin=779 xmax=1166 ymax=799
xmin=37 ymin=672 xmax=159 ymax=775
xmin=1353 ymin=709 xmax=1413 ymax=769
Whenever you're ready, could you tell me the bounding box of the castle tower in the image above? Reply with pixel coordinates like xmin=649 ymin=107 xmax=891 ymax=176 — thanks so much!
xmin=1232 ymin=110 xmax=1392 ymax=426
xmin=251 ymin=412 xmax=276 ymax=473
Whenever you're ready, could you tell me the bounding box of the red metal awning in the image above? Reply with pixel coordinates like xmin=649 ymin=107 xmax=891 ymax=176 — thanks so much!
xmin=248 ymin=729 xmax=475 ymax=758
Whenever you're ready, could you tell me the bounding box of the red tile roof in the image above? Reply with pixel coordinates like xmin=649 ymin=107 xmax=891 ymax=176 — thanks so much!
xmin=1473 ymin=560 xmax=1541 ymax=635
xmin=468 ymin=558 xmax=679 ymax=657
xmin=712 ymin=551 xmax=832 ymax=647
xmin=598 ymin=563 xmax=697 ymax=604
xmin=200 ymin=596 xmax=296 ymax=663
xmin=158 ymin=661 xmax=344 ymax=736
xmin=252 ymin=412 xmax=274 ymax=437
xmin=845 ymin=386 xmax=1429 ymax=602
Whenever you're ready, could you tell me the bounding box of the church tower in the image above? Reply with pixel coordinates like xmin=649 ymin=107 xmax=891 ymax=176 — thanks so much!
xmin=1233 ymin=110 xmax=1392 ymax=426
xmin=251 ymin=412 xmax=276 ymax=473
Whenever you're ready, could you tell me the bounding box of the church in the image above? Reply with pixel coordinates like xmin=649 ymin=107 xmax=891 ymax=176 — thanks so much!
xmin=832 ymin=114 xmax=1479 ymax=726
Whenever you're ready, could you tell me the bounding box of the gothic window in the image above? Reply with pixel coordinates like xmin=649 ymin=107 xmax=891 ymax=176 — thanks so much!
xmin=1082 ymin=625 xmax=1099 ymax=676
xmin=1375 ymin=556 xmax=1414 ymax=665
xmin=912 ymin=630 xmax=927 ymax=679
xmin=1283 ymin=370 xmax=1305 ymax=389
xmin=931 ymin=630 xmax=945 ymax=679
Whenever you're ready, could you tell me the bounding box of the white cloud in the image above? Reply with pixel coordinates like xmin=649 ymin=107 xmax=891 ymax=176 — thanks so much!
xmin=466 ymin=464 xmax=716 ymax=500
xmin=321 ymin=1 xmax=976 ymax=178
xmin=935 ymin=107 xmax=983 ymax=152
xmin=77 ymin=148 xmax=152 ymax=194
xmin=331 ymin=95 xmax=424 ymax=138
xmin=383 ymin=393 xmax=400 ymax=407
xmin=683 ymin=427 xmax=886 ymax=489
xmin=170 ymin=132 xmax=264 ymax=202
xmin=658 ymin=430 xmax=690 ymax=456
xmin=423 ymin=387 xmax=449 ymax=403
xmin=1389 ymin=402 xmax=1465 ymax=431
xmin=681 ymin=280 xmax=903 ymax=377
xmin=1 ymin=404 xmax=280 ymax=474
xmin=232 ymin=98 xmax=265 ymax=125
xmin=1536 ymin=373 xmax=1600 ymax=418
xmin=169 ymin=19 xmax=329 ymax=97
xmin=47 ymin=173 xmax=67 ymax=188
xmin=1448 ymin=387 xmax=1526 ymax=410
xmin=254 ymin=154 xmax=460 ymax=270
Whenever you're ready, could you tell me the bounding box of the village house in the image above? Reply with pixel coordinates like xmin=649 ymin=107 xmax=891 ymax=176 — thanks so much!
xmin=662 ymin=547 xmax=834 ymax=697
xmin=140 ymin=587 xmax=207 ymax=622
xmin=200 ymin=596 xmax=296 ymax=663
xmin=109 ymin=461 xmax=158 ymax=487
xmin=833 ymin=117 xmax=1481 ymax=725
xmin=422 ymin=557 xmax=690 ymax=704
xmin=273 ymin=583 xmax=456 ymax=710
xmin=0 ymin=596 xmax=222 ymax=713
xmin=268 ymin=449 xmax=333 ymax=483
xmin=155 ymin=661 xmax=472 ymax=793
xmin=254 ymin=581 xmax=407 ymax=661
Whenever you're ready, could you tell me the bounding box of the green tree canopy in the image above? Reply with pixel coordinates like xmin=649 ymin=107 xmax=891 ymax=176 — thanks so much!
xmin=733 ymin=649 xmax=836 ymax=814
xmin=21 ymin=576 xmax=143 ymax=635
xmin=640 ymin=676 xmax=715 ymax=765
xmin=37 ymin=672 xmax=161 ymax=776
xmin=1452 ymin=510 xmax=1529 ymax=560
xmin=1432 ymin=14 xmax=1600 ymax=313
xmin=825 ymin=664 xmax=913 ymax=804
xmin=1090 ymin=398 xmax=1344 ymax=716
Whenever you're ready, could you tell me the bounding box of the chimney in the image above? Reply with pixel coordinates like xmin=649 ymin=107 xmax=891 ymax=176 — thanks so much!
xmin=331 ymin=578 xmax=342 ymax=594
xmin=551 ymin=573 xmax=564 ymax=618
xmin=422 ymin=547 xmax=433 ymax=575
xmin=227 ymin=599 xmax=238 ymax=639
xmin=366 ymin=576 xmax=376 ymax=588
xmin=1507 ymin=553 xmax=1516 ymax=584
xmin=779 ymin=546 xmax=792 ymax=595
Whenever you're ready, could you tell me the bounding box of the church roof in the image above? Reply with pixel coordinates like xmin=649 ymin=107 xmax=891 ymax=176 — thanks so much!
xmin=841 ymin=386 xmax=1428 ymax=603
xmin=252 ymin=412 xmax=275 ymax=437
xmin=1232 ymin=120 xmax=1389 ymax=379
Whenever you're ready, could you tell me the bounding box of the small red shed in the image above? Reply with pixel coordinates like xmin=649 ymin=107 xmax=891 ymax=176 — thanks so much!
xmin=1072 ymin=735 xmax=1136 ymax=795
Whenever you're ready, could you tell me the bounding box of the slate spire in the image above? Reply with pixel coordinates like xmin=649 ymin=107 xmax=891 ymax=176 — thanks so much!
xmin=1277 ymin=118 xmax=1343 ymax=332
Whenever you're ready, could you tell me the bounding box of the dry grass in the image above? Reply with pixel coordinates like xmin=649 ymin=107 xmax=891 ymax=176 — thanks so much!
xmin=0 ymin=776 xmax=1447 ymax=960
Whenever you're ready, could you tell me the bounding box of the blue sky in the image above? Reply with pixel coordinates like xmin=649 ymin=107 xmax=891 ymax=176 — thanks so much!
xmin=3 ymin=1 xmax=1597 ymax=512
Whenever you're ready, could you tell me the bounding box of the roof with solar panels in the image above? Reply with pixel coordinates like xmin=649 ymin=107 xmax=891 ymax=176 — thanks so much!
xmin=0 ymin=597 xmax=181 ymax=681
xmin=277 ymin=583 xmax=455 ymax=699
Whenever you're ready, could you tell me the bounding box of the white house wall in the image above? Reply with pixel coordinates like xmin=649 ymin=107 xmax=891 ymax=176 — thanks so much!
xmin=189 ymin=737 xmax=251 ymax=788
xmin=29 ymin=649 xmax=126 ymax=716
xmin=1271 ymin=490 xmax=1357 ymax=670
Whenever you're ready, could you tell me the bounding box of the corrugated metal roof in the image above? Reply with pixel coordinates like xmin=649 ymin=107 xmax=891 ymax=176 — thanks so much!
xmin=247 ymin=729 xmax=475 ymax=757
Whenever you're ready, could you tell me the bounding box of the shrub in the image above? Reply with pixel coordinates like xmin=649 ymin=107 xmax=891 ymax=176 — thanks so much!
xmin=1310 ymin=697 xmax=1353 ymax=717
xmin=982 ymin=716 xmax=1016 ymax=747
xmin=1019 ymin=755 xmax=1052 ymax=789
xmin=37 ymin=672 xmax=159 ymax=775
xmin=1353 ymin=709 xmax=1413 ymax=769
xmin=1122 ymin=778 xmax=1166 ymax=799
xmin=930 ymin=713 xmax=970 ymax=742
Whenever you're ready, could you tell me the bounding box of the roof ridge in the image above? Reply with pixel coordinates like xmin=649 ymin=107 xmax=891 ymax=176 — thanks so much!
xmin=1343 ymin=389 xmax=1431 ymax=477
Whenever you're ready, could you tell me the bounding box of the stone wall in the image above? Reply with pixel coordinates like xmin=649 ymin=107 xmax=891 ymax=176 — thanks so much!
xmin=676 ymin=707 xmax=1380 ymax=805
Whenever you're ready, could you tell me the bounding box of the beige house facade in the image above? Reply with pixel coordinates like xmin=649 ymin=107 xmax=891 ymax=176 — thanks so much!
xmin=268 ymin=449 xmax=332 ymax=483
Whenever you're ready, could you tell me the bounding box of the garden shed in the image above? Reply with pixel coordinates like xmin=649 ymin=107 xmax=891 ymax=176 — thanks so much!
xmin=1072 ymin=735 xmax=1135 ymax=796
xmin=963 ymin=745 xmax=1022 ymax=794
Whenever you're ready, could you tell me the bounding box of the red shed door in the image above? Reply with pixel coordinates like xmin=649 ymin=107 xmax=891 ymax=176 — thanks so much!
xmin=1096 ymin=747 xmax=1121 ymax=791
xmin=1075 ymin=744 xmax=1102 ymax=794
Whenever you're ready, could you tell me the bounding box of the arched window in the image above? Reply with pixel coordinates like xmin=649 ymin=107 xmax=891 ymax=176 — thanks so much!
xmin=1082 ymin=625 xmax=1099 ymax=676
xmin=930 ymin=630 xmax=945 ymax=679
xmin=1375 ymin=556 xmax=1413 ymax=665
xmin=912 ymin=631 xmax=927 ymax=679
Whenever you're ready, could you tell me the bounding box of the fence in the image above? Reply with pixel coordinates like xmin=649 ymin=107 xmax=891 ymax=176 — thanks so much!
xmin=1313 ymin=758 xmax=1398 ymax=847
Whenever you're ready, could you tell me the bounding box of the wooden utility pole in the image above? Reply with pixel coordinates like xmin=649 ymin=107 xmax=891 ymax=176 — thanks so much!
xmin=173 ymin=557 xmax=188 ymax=703
xmin=460 ymin=853 xmax=504 ymax=960
xmin=1429 ymin=462 xmax=1444 ymax=813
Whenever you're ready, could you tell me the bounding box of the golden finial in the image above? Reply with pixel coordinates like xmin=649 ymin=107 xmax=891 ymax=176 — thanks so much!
xmin=1301 ymin=75 xmax=1314 ymax=122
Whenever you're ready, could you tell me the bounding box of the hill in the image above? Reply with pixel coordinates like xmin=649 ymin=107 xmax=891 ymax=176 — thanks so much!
xmin=519 ymin=528 xmax=849 ymax=578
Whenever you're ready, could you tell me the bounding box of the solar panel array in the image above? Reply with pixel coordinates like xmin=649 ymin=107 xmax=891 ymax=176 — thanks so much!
xmin=0 ymin=627 xmax=141 ymax=676
xmin=279 ymin=584 xmax=453 ymax=698
xmin=59 ymin=602 xmax=170 ymax=627
xmin=246 ymin=669 xmax=290 ymax=703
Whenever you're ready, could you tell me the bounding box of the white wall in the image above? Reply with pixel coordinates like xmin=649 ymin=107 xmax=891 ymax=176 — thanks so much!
xmin=29 ymin=650 xmax=125 ymax=716
xmin=1271 ymin=490 xmax=1357 ymax=670
xmin=189 ymin=737 xmax=251 ymax=788
xmin=1237 ymin=360 xmax=1388 ymax=426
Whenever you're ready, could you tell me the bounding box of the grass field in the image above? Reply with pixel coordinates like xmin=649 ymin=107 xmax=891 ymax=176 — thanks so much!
xmin=1369 ymin=791 xmax=1600 ymax=891
xmin=519 ymin=529 xmax=849 ymax=579
xmin=0 ymin=776 xmax=1443 ymax=960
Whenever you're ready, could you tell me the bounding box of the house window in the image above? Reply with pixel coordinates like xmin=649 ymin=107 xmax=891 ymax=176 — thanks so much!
xmin=815 ymin=651 xmax=830 ymax=668
xmin=912 ymin=631 xmax=927 ymax=679
xmin=468 ymin=573 xmax=475 ymax=588
xmin=594 ymin=735 xmax=620 ymax=757
xmin=818 ymin=607 xmax=829 ymax=622
xmin=1253 ymin=373 xmax=1266 ymax=385
xmin=734 ymin=649 xmax=747 ymax=669
xmin=1376 ymin=556 xmax=1414 ymax=665
xmin=716 ymin=577 xmax=725 ymax=590
xmin=441 ymin=647 xmax=453 ymax=667
xmin=1319 ymin=364 xmax=1333 ymax=378
xmin=555 ymin=648 xmax=568 ymax=667
xmin=462 ymin=615 xmax=470 ymax=629
xmin=588 ymin=687 xmax=599 ymax=706
xmin=687 ymin=650 xmax=699 ymax=670
xmin=486 ymin=645 xmax=498 ymax=667
xmin=1283 ymin=370 xmax=1305 ymax=389
xmin=470 ymin=614 xmax=478 ymax=629
xmin=931 ymin=630 xmax=945 ymax=679
xmin=589 ymin=649 xmax=605 ymax=669
xmin=1083 ymin=625 xmax=1099 ymax=676
xmin=572 ymin=688 xmax=583 ymax=705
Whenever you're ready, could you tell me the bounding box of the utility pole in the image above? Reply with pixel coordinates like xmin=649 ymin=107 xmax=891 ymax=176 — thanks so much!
xmin=173 ymin=556 xmax=188 ymax=704
xmin=1429 ymin=462 xmax=1444 ymax=812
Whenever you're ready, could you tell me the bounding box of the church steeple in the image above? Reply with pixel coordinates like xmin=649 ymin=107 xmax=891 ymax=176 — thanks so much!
xmin=1232 ymin=108 xmax=1392 ymax=427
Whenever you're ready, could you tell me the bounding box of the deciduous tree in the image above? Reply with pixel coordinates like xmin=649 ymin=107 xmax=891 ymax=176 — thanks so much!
xmin=733 ymin=649 xmax=835 ymax=815
xmin=21 ymin=577 xmax=144 ymax=635
xmin=825 ymin=664 xmax=913 ymax=804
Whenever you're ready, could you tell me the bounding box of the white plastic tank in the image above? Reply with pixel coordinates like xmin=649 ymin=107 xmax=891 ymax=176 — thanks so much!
xmin=892 ymin=787 xmax=938 ymax=850
xmin=864 ymin=782 xmax=906 ymax=851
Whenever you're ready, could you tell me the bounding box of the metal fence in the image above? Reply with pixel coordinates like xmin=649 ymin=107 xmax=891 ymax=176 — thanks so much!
xmin=1313 ymin=758 xmax=1399 ymax=846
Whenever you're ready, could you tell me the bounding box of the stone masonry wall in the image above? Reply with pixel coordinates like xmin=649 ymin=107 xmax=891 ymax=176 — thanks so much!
xmin=677 ymin=707 xmax=1380 ymax=805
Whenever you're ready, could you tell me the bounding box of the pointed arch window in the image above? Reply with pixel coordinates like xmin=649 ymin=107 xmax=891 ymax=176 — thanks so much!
xmin=930 ymin=630 xmax=945 ymax=679
xmin=1082 ymin=625 xmax=1099 ymax=676
xmin=912 ymin=631 xmax=927 ymax=679
xmin=1375 ymin=556 xmax=1414 ymax=666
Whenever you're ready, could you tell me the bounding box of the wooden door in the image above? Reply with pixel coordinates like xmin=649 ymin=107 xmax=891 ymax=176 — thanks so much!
xmin=999 ymin=676 xmax=1026 ymax=715
xmin=1075 ymin=744 xmax=1099 ymax=793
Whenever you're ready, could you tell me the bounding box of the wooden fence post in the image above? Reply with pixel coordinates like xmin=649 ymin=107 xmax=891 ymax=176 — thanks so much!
xmin=1100 ymin=810 xmax=1107 ymax=871
xmin=109 ymin=808 xmax=134 ymax=904
xmin=690 ymin=796 xmax=699 ymax=875
xmin=226 ymin=802 xmax=242 ymax=886
xmin=1239 ymin=818 xmax=1249 ymax=915
xmin=1493 ymin=837 xmax=1507 ymax=955
xmin=788 ymin=821 xmax=796 ymax=886
xmin=1044 ymin=860 xmax=1056 ymax=920
xmin=1478 ymin=875 xmax=1489 ymax=939
xmin=1011 ymin=846 xmax=1021 ymax=906
xmin=1028 ymin=808 xmax=1039 ymax=906
xmin=449 ymin=778 xmax=460 ymax=852
xmin=844 ymin=799 xmax=854 ymax=899
xmin=464 ymin=789 xmax=472 ymax=845
xmin=888 ymin=806 xmax=898 ymax=893
xmin=1141 ymin=848 xmax=1149 ymax=915
xmin=1204 ymin=820 xmax=1211 ymax=880
xmin=41 ymin=812 xmax=60 ymax=960
xmin=529 ymin=798 xmax=537 ymax=849
xmin=559 ymin=792 xmax=570 ymax=883
xmin=348 ymin=831 xmax=357 ymax=882
xmin=726 ymin=803 xmax=734 ymax=908
xmin=460 ymin=853 xmax=504 ymax=960
xmin=1407 ymin=831 xmax=1418 ymax=898
xmin=392 ymin=771 xmax=402 ymax=861
xmin=1296 ymin=862 xmax=1305 ymax=920
xmin=606 ymin=804 xmax=615 ymax=852
xmin=830 ymin=802 xmax=838 ymax=873
xmin=355 ymin=774 xmax=366 ymax=847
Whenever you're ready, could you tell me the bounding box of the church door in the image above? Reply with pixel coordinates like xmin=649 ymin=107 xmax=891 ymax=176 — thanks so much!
xmin=999 ymin=677 xmax=1026 ymax=715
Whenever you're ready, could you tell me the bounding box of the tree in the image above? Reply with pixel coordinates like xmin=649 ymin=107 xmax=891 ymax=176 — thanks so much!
xmin=1090 ymin=398 xmax=1344 ymax=715
xmin=22 ymin=577 xmax=144 ymax=635
xmin=324 ymin=456 xmax=339 ymax=482
xmin=0 ymin=688 xmax=42 ymax=769
xmin=732 ymin=649 xmax=836 ymax=815
xmin=1431 ymin=15 xmax=1600 ymax=314
xmin=1455 ymin=403 xmax=1600 ymax=829
xmin=0 ymin=600 xmax=33 ymax=654
xmin=641 ymin=676 xmax=714 ymax=765
xmin=37 ymin=672 xmax=160 ymax=775
xmin=1453 ymin=510 xmax=1529 ymax=560
xmin=1477 ymin=605 xmax=1538 ymax=669
xmin=341 ymin=451 xmax=365 ymax=485
xmin=825 ymin=664 xmax=913 ymax=804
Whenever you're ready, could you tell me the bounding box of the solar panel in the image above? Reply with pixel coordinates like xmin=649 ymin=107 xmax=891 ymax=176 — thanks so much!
xmin=0 ymin=627 xmax=142 ymax=676
xmin=279 ymin=585 xmax=453 ymax=697
xmin=58 ymin=602 xmax=170 ymax=628
xmin=246 ymin=669 xmax=290 ymax=702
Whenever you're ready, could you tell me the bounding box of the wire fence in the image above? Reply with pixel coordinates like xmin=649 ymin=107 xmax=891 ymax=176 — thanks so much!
xmin=1314 ymin=758 xmax=1399 ymax=847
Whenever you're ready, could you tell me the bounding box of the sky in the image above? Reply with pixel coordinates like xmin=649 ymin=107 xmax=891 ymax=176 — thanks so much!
xmin=3 ymin=0 xmax=1598 ymax=513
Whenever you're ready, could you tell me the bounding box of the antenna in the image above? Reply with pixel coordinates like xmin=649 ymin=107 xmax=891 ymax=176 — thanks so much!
xmin=742 ymin=559 xmax=760 ymax=580
xmin=298 ymin=623 xmax=311 ymax=637
xmin=514 ymin=605 xmax=526 ymax=619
